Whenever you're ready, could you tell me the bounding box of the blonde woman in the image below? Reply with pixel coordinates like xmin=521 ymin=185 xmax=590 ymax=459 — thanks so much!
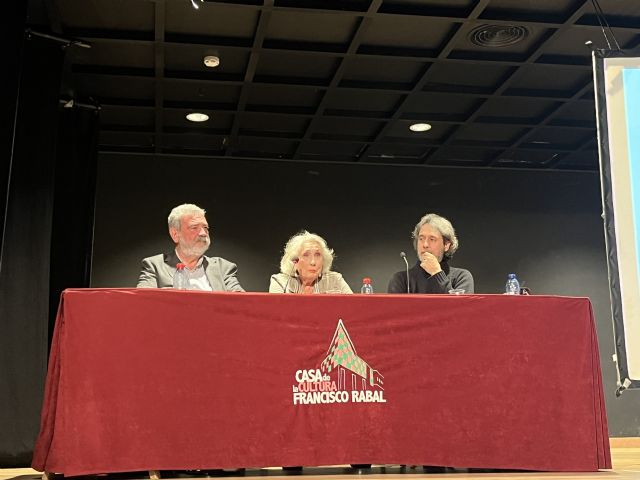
xmin=269 ymin=230 xmax=352 ymax=294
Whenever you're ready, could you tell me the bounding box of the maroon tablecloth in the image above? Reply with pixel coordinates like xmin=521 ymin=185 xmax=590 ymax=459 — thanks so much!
xmin=32 ymin=289 xmax=611 ymax=475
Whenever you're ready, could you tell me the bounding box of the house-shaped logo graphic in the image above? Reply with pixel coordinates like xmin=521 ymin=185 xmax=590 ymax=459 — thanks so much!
xmin=320 ymin=319 xmax=384 ymax=392
xmin=292 ymin=319 xmax=386 ymax=405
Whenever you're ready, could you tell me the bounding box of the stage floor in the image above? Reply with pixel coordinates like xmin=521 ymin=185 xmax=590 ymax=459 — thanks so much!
xmin=3 ymin=440 xmax=639 ymax=480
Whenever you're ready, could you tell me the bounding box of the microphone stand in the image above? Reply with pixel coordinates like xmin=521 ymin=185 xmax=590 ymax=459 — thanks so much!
xmin=400 ymin=252 xmax=410 ymax=294
xmin=283 ymin=258 xmax=299 ymax=293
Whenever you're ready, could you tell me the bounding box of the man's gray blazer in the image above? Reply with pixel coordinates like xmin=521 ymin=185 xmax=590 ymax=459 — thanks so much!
xmin=137 ymin=251 xmax=245 ymax=291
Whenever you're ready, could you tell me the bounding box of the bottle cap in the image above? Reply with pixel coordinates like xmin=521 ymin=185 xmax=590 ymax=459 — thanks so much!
xmin=362 ymin=277 xmax=371 ymax=284
xmin=176 ymin=263 xmax=185 ymax=270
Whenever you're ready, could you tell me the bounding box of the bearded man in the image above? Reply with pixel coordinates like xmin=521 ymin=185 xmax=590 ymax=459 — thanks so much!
xmin=388 ymin=212 xmax=473 ymax=294
xmin=137 ymin=203 xmax=244 ymax=291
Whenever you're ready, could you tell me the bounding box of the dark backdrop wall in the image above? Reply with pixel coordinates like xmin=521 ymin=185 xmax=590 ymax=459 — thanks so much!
xmin=92 ymin=152 xmax=640 ymax=436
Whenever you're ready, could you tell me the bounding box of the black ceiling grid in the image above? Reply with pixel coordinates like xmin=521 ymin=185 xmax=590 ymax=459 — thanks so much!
xmin=26 ymin=0 xmax=640 ymax=170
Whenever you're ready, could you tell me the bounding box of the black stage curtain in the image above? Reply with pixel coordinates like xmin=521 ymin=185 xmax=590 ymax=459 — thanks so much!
xmin=48 ymin=107 xmax=100 ymax=345
xmin=0 ymin=27 xmax=98 ymax=466
xmin=1 ymin=1 xmax=27 ymax=270
xmin=0 ymin=32 xmax=65 ymax=467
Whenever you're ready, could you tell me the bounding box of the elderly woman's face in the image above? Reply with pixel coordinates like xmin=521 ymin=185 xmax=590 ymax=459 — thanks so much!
xmin=296 ymin=241 xmax=323 ymax=281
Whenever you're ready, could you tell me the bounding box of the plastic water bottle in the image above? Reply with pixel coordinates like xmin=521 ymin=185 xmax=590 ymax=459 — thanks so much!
xmin=174 ymin=263 xmax=188 ymax=290
xmin=361 ymin=277 xmax=374 ymax=294
xmin=505 ymin=273 xmax=520 ymax=295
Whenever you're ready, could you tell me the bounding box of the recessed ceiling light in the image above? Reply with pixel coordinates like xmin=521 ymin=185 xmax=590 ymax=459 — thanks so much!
xmin=203 ymin=55 xmax=220 ymax=68
xmin=186 ymin=112 xmax=209 ymax=122
xmin=409 ymin=123 xmax=432 ymax=132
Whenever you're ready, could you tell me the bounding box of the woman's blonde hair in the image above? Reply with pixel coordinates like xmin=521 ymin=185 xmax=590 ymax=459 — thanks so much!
xmin=279 ymin=230 xmax=334 ymax=274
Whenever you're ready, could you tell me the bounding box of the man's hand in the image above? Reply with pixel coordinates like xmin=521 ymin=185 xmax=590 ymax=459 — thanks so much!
xmin=420 ymin=251 xmax=442 ymax=276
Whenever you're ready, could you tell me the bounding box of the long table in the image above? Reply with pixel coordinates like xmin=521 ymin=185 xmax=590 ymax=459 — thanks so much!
xmin=32 ymin=289 xmax=611 ymax=475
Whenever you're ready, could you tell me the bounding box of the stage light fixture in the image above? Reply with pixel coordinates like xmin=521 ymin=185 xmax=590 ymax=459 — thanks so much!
xmin=204 ymin=55 xmax=220 ymax=68
xmin=186 ymin=113 xmax=209 ymax=122
xmin=409 ymin=123 xmax=432 ymax=132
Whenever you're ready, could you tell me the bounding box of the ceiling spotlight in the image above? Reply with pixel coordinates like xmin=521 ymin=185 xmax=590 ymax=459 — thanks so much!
xmin=190 ymin=0 xmax=204 ymax=9
xmin=186 ymin=112 xmax=209 ymax=122
xmin=409 ymin=123 xmax=432 ymax=132
xmin=203 ymin=55 xmax=220 ymax=68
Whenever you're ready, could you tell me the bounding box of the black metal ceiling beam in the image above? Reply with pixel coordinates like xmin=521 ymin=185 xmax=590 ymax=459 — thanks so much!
xmin=81 ymin=65 xmax=595 ymax=101
xmin=69 ymin=0 xmax=618 ymax=170
xmin=243 ymin=3 xmax=640 ymax=32
xmin=225 ymin=0 xmax=274 ymax=156
xmin=154 ymin=0 xmax=166 ymax=154
xmin=99 ymin=124 xmax=588 ymax=155
xmin=546 ymin=136 xmax=597 ymax=169
xmin=101 ymin=115 xmax=594 ymax=135
xmin=98 ymin=96 xmax=596 ymax=132
xmin=486 ymin=80 xmax=597 ymax=167
xmin=355 ymin=0 xmax=493 ymax=162
xmin=73 ymin=34 xmax=597 ymax=70
xmin=98 ymin=150 xmax=599 ymax=173
xmin=423 ymin=0 xmax=595 ymax=168
xmin=290 ymin=0 xmax=384 ymax=159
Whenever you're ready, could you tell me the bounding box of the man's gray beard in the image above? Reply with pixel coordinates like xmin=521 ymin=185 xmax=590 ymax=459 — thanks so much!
xmin=180 ymin=238 xmax=210 ymax=257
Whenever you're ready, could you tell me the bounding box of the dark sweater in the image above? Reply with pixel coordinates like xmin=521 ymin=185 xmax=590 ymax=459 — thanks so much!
xmin=387 ymin=259 xmax=474 ymax=294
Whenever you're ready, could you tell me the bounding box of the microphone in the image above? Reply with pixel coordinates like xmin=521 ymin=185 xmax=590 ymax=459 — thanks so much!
xmin=283 ymin=257 xmax=299 ymax=293
xmin=400 ymin=252 xmax=410 ymax=294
